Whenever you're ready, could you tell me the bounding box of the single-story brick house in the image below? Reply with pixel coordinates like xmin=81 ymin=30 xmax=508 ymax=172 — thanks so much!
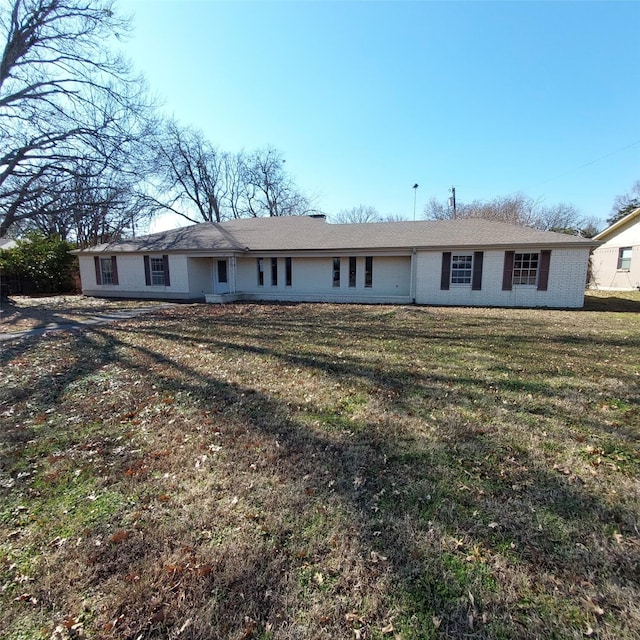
xmin=589 ymin=207 xmax=640 ymax=291
xmin=74 ymin=215 xmax=598 ymax=308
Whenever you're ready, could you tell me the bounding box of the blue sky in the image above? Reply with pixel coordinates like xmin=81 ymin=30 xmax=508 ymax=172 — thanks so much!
xmin=121 ymin=0 xmax=640 ymax=231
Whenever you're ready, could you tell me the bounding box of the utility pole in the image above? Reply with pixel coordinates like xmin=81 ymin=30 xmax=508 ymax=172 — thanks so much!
xmin=412 ymin=183 xmax=419 ymax=220
xmin=449 ymin=186 xmax=457 ymax=218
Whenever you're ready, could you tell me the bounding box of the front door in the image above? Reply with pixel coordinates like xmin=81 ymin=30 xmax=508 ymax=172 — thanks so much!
xmin=215 ymin=259 xmax=230 ymax=294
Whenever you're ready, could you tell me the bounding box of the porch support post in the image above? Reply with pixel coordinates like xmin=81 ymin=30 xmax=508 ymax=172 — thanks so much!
xmin=229 ymin=255 xmax=237 ymax=293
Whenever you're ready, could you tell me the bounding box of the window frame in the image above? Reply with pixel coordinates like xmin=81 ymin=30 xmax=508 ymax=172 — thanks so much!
xmin=144 ymin=255 xmax=170 ymax=287
xmin=257 ymin=258 xmax=264 ymax=286
xmin=149 ymin=257 xmax=166 ymax=285
xmin=332 ymin=257 xmax=341 ymax=288
xmin=285 ymin=257 xmax=292 ymax=287
xmin=348 ymin=257 xmax=357 ymax=288
xmin=271 ymin=257 xmax=278 ymax=286
xmin=617 ymin=247 xmax=632 ymax=271
xmin=450 ymin=254 xmax=473 ymax=285
xmin=512 ymin=252 xmax=539 ymax=286
xmin=100 ymin=257 xmax=114 ymax=285
xmin=365 ymin=256 xmax=373 ymax=288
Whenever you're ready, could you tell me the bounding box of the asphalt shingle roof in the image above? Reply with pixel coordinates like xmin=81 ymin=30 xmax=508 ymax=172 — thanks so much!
xmin=78 ymin=216 xmax=597 ymax=254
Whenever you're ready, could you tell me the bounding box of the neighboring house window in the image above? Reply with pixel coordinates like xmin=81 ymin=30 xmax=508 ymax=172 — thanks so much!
xmin=271 ymin=258 xmax=278 ymax=286
xmin=285 ymin=257 xmax=292 ymax=286
xmin=349 ymin=257 xmax=357 ymax=288
xmin=502 ymin=250 xmax=550 ymax=291
xmin=451 ymin=254 xmax=473 ymax=284
xmin=94 ymin=256 xmax=119 ymax=286
xmin=618 ymin=247 xmax=632 ymax=270
xmin=512 ymin=252 xmax=539 ymax=285
xmin=365 ymin=256 xmax=373 ymax=288
xmin=257 ymin=258 xmax=264 ymax=286
xmin=144 ymin=255 xmax=170 ymax=286
xmin=333 ymin=257 xmax=340 ymax=287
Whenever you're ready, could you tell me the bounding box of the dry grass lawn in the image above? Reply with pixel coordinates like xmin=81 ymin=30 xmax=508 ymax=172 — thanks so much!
xmin=1 ymin=293 xmax=639 ymax=639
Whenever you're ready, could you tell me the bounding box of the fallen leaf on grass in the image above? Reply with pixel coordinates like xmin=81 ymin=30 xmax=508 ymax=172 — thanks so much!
xmin=166 ymin=564 xmax=184 ymax=574
xmin=13 ymin=593 xmax=37 ymax=604
xmin=583 ymin=597 xmax=605 ymax=617
xmin=345 ymin=612 xmax=364 ymax=624
xmin=369 ymin=551 xmax=388 ymax=563
xmin=103 ymin=614 xmax=124 ymax=632
xmin=109 ymin=530 xmax=129 ymax=544
xmin=241 ymin=616 xmax=257 ymax=639
xmin=195 ymin=563 xmax=213 ymax=577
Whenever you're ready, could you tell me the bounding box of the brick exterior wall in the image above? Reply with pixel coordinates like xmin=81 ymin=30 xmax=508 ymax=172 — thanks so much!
xmin=414 ymin=248 xmax=589 ymax=308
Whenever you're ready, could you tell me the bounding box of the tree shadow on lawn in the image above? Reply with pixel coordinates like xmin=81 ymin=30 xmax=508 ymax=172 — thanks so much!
xmin=139 ymin=313 xmax=640 ymax=452
xmin=103 ymin=322 xmax=640 ymax=638
xmin=2 ymin=309 xmax=639 ymax=638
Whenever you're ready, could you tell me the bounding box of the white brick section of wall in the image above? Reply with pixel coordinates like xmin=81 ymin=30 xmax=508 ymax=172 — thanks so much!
xmin=414 ymin=248 xmax=589 ymax=308
xmin=78 ymin=254 xmax=190 ymax=298
xmin=235 ymin=255 xmax=411 ymax=298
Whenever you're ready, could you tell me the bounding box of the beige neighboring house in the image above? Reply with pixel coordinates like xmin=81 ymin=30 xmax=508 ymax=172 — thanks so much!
xmin=74 ymin=215 xmax=598 ymax=308
xmin=590 ymin=207 xmax=640 ymax=291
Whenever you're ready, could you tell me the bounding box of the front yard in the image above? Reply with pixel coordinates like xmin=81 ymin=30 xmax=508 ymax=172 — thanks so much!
xmin=1 ymin=297 xmax=639 ymax=639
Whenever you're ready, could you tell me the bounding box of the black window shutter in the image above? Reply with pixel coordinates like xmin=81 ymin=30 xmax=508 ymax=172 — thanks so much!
xmin=94 ymin=256 xmax=102 ymax=285
xmin=502 ymin=251 xmax=514 ymax=291
xmin=440 ymin=252 xmax=451 ymax=290
xmin=111 ymin=256 xmax=119 ymax=286
xmin=163 ymin=255 xmax=170 ymax=286
xmin=472 ymin=251 xmax=484 ymax=290
xmin=537 ymin=250 xmax=551 ymax=291
xmin=144 ymin=256 xmax=151 ymax=286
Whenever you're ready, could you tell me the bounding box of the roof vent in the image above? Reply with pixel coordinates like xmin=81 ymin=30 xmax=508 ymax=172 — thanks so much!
xmin=308 ymin=214 xmax=326 ymax=220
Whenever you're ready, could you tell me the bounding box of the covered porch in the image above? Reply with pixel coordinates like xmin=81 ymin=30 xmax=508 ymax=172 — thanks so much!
xmin=187 ymin=255 xmax=238 ymax=300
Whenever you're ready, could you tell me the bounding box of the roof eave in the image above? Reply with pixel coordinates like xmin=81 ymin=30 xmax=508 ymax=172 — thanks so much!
xmin=594 ymin=207 xmax=640 ymax=241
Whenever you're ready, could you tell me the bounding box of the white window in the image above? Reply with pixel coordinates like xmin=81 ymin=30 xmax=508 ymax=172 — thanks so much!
xmin=100 ymin=257 xmax=114 ymax=285
xmin=618 ymin=247 xmax=632 ymax=270
xmin=150 ymin=257 xmax=165 ymax=285
xmin=513 ymin=252 xmax=539 ymax=285
xmin=451 ymin=254 xmax=473 ymax=284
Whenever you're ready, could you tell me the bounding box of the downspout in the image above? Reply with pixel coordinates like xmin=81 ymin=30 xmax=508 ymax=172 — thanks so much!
xmin=410 ymin=248 xmax=417 ymax=304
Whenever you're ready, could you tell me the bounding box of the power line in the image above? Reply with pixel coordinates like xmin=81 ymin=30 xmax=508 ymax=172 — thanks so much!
xmin=526 ymin=139 xmax=640 ymax=190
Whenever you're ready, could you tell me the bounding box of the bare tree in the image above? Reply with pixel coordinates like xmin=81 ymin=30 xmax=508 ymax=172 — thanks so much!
xmin=333 ymin=205 xmax=380 ymax=224
xmin=423 ymin=192 xmax=598 ymax=236
xmin=423 ymin=197 xmax=449 ymax=221
xmin=149 ymin=120 xmax=229 ymax=223
xmin=241 ymin=147 xmax=316 ymax=218
xmin=148 ymin=136 xmax=317 ymax=223
xmin=25 ymin=161 xmax=152 ymax=246
xmin=609 ymin=180 xmax=640 ymax=225
xmin=0 ymin=0 xmax=151 ymax=237
xmin=379 ymin=213 xmax=408 ymax=222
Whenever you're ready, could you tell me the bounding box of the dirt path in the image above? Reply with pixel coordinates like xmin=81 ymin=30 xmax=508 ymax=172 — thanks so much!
xmin=0 ymin=295 xmax=174 ymax=341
